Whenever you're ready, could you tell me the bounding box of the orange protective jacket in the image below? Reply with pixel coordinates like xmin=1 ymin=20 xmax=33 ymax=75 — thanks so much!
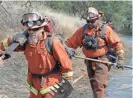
xmin=0 ymin=33 xmax=72 ymax=74
xmin=65 ymin=25 xmax=123 ymax=58
xmin=0 ymin=33 xmax=73 ymax=97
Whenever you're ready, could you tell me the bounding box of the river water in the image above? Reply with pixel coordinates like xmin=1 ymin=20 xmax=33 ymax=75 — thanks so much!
xmin=105 ymin=36 xmax=132 ymax=98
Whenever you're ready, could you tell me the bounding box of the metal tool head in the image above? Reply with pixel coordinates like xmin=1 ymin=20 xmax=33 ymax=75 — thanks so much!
xmin=49 ymin=77 xmax=73 ymax=98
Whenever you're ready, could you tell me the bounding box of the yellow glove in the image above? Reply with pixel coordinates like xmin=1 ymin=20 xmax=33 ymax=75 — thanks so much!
xmin=116 ymin=50 xmax=124 ymax=70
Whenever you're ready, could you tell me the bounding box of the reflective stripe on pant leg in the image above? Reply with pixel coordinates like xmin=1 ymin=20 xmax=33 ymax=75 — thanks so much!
xmin=26 ymin=82 xmax=38 ymax=96
xmin=40 ymin=83 xmax=60 ymax=95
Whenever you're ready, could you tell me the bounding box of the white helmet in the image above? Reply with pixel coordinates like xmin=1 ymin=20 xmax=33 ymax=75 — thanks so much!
xmin=21 ymin=12 xmax=48 ymax=29
xmin=88 ymin=7 xmax=99 ymax=16
xmin=87 ymin=7 xmax=99 ymax=20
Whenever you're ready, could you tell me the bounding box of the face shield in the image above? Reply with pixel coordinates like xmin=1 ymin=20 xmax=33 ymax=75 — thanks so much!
xmin=27 ymin=27 xmax=44 ymax=45
xmin=21 ymin=13 xmax=47 ymax=45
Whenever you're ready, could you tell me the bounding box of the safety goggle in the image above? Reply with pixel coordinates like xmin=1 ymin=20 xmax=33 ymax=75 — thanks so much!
xmin=21 ymin=13 xmax=42 ymax=27
xmin=28 ymin=26 xmax=43 ymax=31
xmin=22 ymin=21 xmax=41 ymax=27
xmin=86 ymin=19 xmax=96 ymax=24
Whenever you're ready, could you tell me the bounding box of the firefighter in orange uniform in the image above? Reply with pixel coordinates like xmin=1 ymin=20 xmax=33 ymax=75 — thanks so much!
xmin=0 ymin=12 xmax=73 ymax=98
xmin=65 ymin=7 xmax=124 ymax=98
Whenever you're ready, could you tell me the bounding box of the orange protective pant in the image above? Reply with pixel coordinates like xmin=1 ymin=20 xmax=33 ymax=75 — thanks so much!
xmin=27 ymin=72 xmax=62 ymax=98
xmin=85 ymin=56 xmax=110 ymax=98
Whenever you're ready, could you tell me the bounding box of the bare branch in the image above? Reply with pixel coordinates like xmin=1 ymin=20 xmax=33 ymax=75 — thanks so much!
xmin=21 ymin=1 xmax=29 ymax=8
xmin=0 ymin=1 xmax=2 ymax=4
xmin=21 ymin=0 xmax=31 ymax=8
xmin=0 ymin=5 xmax=12 ymax=18
xmin=20 ymin=0 xmax=33 ymax=12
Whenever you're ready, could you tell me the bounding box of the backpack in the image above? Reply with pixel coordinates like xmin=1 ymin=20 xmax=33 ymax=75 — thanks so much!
xmin=82 ymin=23 xmax=117 ymax=63
xmin=44 ymin=18 xmax=55 ymax=34
xmin=81 ymin=23 xmax=107 ymax=50
xmin=82 ymin=23 xmax=107 ymax=44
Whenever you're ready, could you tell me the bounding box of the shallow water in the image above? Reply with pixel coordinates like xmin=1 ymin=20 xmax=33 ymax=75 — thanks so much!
xmin=105 ymin=36 xmax=132 ymax=98
xmin=106 ymin=68 xmax=132 ymax=98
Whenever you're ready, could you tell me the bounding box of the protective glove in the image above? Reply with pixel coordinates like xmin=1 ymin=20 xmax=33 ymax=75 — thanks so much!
xmin=116 ymin=53 xmax=124 ymax=70
xmin=64 ymin=45 xmax=75 ymax=59
xmin=12 ymin=33 xmax=27 ymax=46
xmin=0 ymin=50 xmax=11 ymax=60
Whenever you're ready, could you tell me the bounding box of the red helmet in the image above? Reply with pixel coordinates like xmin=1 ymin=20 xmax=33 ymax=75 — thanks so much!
xmin=21 ymin=12 xmax=48 ymax=29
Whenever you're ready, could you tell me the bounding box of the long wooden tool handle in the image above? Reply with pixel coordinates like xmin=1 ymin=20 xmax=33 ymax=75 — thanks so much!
xmin=73 ymin=73 xmax=87 ymax=84
xmin=1 ymin=43 xmax=20 ymax=60
xmin=74 ymin=56 xmax=133 ymax=69
xmin=5 ymin=43 xmax=20 ymax=55
xmin=74 ymin=55 xmax=116 ymax=65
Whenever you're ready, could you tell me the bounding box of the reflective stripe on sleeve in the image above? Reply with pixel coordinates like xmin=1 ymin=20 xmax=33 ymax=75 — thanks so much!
xmin=26 ymin=82 xmax=38 ymax=96
xmin=62 ymin=71 xmax=73 ymax=77
xmin=3 ymin=39 xmax=9 ymax=50
xmin=40 ymin=84 xmax=60 ymax=95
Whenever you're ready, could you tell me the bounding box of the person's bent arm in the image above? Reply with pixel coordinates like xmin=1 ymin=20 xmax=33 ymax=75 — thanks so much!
xmin=65 ymin=27 xmax=83 ymax=58
xmin=52 ymin=38 xmax=73 ymax=79
xmin=105 ymin=26 xmax=124 ymax=69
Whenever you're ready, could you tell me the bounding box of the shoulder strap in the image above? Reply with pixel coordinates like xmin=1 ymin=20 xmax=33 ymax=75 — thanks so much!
xmin=45 ymin=34 xmax=53 ymax=55
xmin=100 ymin=24 xmax=107 ymax=39
xmin=23 ymin=30 xmax=29 ymax=37
xmin=82 ymin=24 xmax=88 ymax=39
xmin=45 ymin=35 xmax=61 ymax=67
xmin=100 ymin=24 xmax=109 ymax=45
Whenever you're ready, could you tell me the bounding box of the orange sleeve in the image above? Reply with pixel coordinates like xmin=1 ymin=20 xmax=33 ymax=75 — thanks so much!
xmin=0 ymin=36 xmax=12 ymax=51
xmin=52 ymin=38 xmax=72 ymax=73
xmin=65 ymin=27 xmax=83 ymax=49
xmin=0 ymin=36 xmax=25 ymax=52
xmin=105 ymin=26 xmax=123 ymax=51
